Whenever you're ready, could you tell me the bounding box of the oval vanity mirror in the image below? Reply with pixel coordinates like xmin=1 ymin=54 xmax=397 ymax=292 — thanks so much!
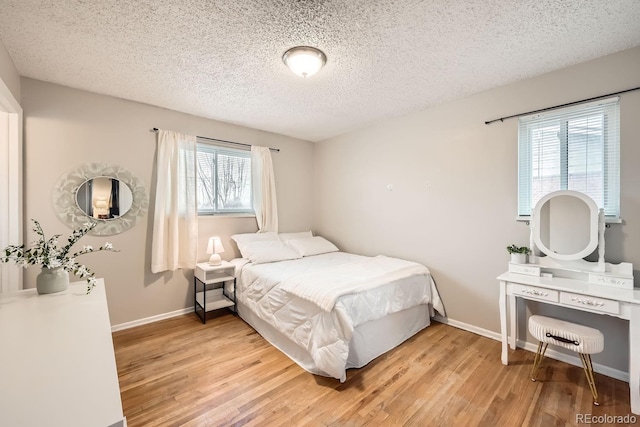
xmin=532 ymin=190 xmax=599 ymax=261
xmin=76 ymin=177 xmax=134 ymax=220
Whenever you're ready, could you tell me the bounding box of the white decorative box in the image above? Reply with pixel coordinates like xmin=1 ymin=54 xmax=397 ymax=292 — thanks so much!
xmin=508 ymin=263 xmax=541 ymax=277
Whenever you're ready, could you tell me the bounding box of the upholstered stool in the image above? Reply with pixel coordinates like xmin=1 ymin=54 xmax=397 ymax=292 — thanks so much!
xmin=528 ymin=315 xmax=604 ymax=405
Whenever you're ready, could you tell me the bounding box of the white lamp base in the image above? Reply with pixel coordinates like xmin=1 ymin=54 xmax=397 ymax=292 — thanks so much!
xmin=208 ymin=253 xmax=222 ymax=266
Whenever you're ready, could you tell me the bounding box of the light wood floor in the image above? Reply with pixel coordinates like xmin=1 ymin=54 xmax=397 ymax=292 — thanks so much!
xmin=113 ymin=312 xmax=634 ymax=426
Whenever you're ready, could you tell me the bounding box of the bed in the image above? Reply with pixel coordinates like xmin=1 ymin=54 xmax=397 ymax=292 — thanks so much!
xmin=229 ymin=232 xmax=445 ymax=382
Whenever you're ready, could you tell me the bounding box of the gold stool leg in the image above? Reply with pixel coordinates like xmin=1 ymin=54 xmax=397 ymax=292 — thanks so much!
xmin=531 ymin=342 xmax=548 ymax=382
xmin=579 ymin=353 xmax=599 ymax=406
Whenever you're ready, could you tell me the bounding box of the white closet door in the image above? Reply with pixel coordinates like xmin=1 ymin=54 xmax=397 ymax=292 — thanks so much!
xmin=0 ymin=91 xmax=23 ymax=292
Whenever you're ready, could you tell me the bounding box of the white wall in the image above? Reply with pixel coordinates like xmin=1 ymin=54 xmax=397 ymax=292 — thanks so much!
xmin=0 ymin=39 xmax=19 ymax=103
xmin=21 ymin=78 xmax=315 ymax=325
xmin=313 ymin=46 xmax=640 ymax=373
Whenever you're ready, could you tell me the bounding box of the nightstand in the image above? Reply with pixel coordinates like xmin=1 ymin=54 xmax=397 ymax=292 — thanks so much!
xmin=194 ymin=261 xmax=236 ymax=324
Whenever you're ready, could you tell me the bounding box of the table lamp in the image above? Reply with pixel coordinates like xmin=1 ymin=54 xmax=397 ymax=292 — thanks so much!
xmin=206 ymin=236 xmax=225 ymax=265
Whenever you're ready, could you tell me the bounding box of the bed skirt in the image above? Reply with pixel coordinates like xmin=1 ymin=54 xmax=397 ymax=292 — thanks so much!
xmin=237 ymin=301 xmax=431 ymax=378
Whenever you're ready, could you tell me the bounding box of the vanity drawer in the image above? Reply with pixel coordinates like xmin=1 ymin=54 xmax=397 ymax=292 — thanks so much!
xmin=511 ymin=284 xmax=559 ymax=303
xmin=560 ymin=292 xmax=620 ymax=315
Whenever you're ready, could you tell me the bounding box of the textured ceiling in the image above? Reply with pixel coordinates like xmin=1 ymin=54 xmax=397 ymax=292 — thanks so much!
xmin=1 ymin=1 xmax=639 ymax=142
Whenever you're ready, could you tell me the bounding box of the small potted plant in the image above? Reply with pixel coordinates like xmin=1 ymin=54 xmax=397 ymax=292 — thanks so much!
xmin=507 ymin=244 xmax=531 ymax=264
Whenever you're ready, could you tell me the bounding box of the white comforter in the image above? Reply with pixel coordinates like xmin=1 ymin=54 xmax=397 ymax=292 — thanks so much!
xmin=236 ymin=252 xmax=444 ymax=382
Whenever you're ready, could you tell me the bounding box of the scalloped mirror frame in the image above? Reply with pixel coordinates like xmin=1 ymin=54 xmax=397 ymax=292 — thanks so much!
xmin=53 ymin=163 xmax=148 ymax=236
xmin=532 ymin=190 xmax=599 ymax=261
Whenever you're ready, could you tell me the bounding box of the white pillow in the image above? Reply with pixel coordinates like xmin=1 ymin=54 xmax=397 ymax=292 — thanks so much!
xmin=278 ymin=231 xmax=313 ymax=241
xmin=241 ymin=240 xmax=302 ymax=265
xmin=287 ymin=236 xmax=339 ymax=257
xmin=231 ymin=232 xmax=279 ymax=257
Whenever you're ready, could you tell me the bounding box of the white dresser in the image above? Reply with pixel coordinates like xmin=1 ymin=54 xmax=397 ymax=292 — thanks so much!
xmin=0 ymin=279 xmax=125 ymax=427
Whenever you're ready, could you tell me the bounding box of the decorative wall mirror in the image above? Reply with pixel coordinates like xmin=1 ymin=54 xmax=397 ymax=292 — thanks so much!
xmin=53 ymin=163 xmax=148 ymax=236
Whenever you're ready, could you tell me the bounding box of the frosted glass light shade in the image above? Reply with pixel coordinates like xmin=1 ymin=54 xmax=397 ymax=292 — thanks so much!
xmin=206 ymin=236 xmax=225 ymax=265
xmin=283 ymin=46 xmax=327 ymax=77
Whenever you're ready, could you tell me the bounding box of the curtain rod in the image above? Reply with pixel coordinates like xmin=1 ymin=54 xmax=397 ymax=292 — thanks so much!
xmin=484 ymin=86 xmax=640 ymax=125
xmin=151 ymin=128 xmax=280 ymax=152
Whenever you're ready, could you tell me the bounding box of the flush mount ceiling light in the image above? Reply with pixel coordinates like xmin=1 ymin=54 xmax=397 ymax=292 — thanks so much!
xmin=282 ymin=46 xmax=327 ymax=77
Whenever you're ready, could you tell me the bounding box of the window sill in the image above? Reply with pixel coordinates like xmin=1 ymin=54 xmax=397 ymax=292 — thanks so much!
xmin=199 ymin=213 xmax=256 ymax=219
xmin=516 ymin=216 xmax=622 ymax=224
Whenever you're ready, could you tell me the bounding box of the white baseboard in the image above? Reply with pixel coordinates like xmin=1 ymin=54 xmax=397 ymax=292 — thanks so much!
xmin=432 ymin=315 xmax=629 ymax=383
xmin=111 ymin=307 xmax=193 ymax=332
xmin=433 ymin=314 xmax=502 ymax=341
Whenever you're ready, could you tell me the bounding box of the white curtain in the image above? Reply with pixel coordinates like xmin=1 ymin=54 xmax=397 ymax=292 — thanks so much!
xmin=151 ymin=129 xmax=198 ymax=273
xmin=251 ymin=146 xmax=278 ymax=233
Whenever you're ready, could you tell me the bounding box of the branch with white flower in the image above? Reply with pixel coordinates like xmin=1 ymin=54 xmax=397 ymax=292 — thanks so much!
xmin=0 ymin=219 xmax=118 ymax=293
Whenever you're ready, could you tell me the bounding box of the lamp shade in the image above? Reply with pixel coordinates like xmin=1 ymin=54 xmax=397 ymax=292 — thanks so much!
xmin=283 ymin=46 xmax=326 ymax=77
xmin=206 ymin=236 xmax=225 ymax=265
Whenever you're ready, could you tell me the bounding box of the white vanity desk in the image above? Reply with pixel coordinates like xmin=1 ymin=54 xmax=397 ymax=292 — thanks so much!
xmin=0 ymin=279 xmax=125 ymax=427
xmin=497 ymin=271 xmax=640 ymax=414
xmin=499 ymin=189 xmax=640 ymax=414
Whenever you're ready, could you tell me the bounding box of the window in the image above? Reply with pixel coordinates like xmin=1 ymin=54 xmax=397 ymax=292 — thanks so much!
xmin=196 ymin=141 xmax=253 ymax=215
xmin=518 ymin=97 xmax=620 ymax=219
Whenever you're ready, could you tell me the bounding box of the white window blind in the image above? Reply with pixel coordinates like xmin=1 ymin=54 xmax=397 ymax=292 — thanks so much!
xmin=518 ymin=97 xmax=620 ymax=219
xmin=196 ymin=141 xmax=253 ymax=214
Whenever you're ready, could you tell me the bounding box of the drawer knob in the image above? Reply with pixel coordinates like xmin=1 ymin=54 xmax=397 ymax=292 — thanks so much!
xmin=570 ymin=297 xmax=605 ymax=307
xmin=522 ymin=288 xmax=548 ymax=297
